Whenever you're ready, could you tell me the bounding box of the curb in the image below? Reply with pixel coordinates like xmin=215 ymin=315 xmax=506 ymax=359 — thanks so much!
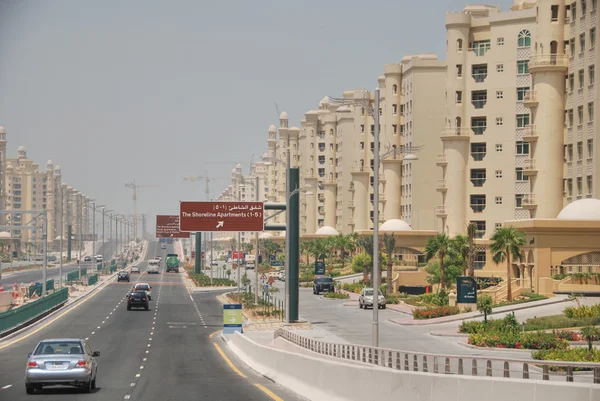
xmin=388 ymin=297 xmax=569 ymax=326
xmin=429 ymin=331 xmax=469 ymax=338
xmin=0 ymin=241 xmax=148 ymax=344
xmin=456 ymin=340 xmax=534 ymax=354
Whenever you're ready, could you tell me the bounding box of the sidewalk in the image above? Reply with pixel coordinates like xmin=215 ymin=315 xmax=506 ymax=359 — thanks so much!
xmin=389 ymin=294 xmax=569 ymax=326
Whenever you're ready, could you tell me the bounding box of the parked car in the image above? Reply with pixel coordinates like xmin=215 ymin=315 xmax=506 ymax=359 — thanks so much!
xmin=127 ymin=291 xmax=149 ymax=311
xmin=95 ymin=255 xmax=103 ymax=263
xmin=117 ymin=271 xmax=130 ymax=282
xmin=130 ymin=265 xmax=140 ymax=273
xmin=25 ymin=338 xmax=99 ymax=394
xmin=358 ymin=288 xmax=386 ymax=309
xmin=313 ymin=276 xmax=335 ymax=294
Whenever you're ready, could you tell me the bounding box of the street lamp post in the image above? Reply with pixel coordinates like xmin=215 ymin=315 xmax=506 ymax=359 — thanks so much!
xmin=330 ymin=89 xmax=419 ymax=347
xmin=59 ymin=185 xmax=64 ymax=288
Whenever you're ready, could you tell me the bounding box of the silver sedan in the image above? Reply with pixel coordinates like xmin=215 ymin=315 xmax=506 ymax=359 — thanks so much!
xmin=24 ymin=338 xmax=99 ymax=394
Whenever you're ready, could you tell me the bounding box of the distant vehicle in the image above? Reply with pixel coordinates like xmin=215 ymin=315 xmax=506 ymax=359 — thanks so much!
xmin=147 ymin=259 xmax=160 ymax=274
xmin=83 ymin=256 xmax=92 ymax=262
xmin=127 ymin=291 xmax=149 ymax=311
xmin=95 ymin=255 xmax=103 ymax=263
xmin=161 ymin=244 xmax=166 ymax=249
xmin=155 ymin=256 xmax=162 ymax=261
xmin=35 ymin=254 xmax=44 ymax=261
xmin=117 ymin=271 xmax=130 ymax=282
xmin=211 ymin=259 xmax=219 ymax=266
xmin=25 ymin=338 xmax=100 ymax=394
xmin=132 ymin=283 xmax=152 ymax=300
xmin=246 ymin=262 xmax=255 ymax=269
xmin=359 ymin=288 xmax=386 ymax=309
xmin=165 ymin=254 xmax=179 ymax=273
xmin=130 ymin=265 xmax=140 ymax=273
xmin=47 ymin=255 xmax=57 ymax=263
xmin=313 ymin=276 xmax=335 ymax=295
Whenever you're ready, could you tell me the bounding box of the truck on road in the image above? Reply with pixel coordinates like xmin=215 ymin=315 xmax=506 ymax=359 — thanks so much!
xmin=166 ymin=254 xmax=180 ymax=273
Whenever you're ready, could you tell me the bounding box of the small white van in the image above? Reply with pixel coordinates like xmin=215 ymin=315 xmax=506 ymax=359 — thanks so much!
xmin=147 ymin=259 xmax=160 ymax=274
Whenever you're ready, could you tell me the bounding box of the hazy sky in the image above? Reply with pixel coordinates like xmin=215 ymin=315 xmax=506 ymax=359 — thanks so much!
xmin=0 ymin=0 xmax=514 ymax=229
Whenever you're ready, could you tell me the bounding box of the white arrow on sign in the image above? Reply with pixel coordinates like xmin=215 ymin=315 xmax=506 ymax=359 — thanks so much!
xmin=216 ymin=221 xmax=224 ymax=229
xmin=229 ymin=316 xmax=236 ymax=323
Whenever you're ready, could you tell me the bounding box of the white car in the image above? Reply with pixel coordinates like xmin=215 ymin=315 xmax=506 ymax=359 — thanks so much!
xmin=130 ymin=265 xmax=140 ymax=273
xmin=246 ymin=262 xmax=255 ymax=269
xmin=95 ymin=255 xmax=103 ymax=263
xmin=133 ymin=283 xmax=152 ymax=300
xmin=211 ymin=260 xmax=219 ymax=266
xmin=147 ymin=259 xmax=160 ymax=274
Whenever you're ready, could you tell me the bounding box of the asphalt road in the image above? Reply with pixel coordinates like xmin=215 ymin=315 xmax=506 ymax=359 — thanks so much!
xmin=0 ymin=242 xmax=304 ymax=400
xmin=0 ymin=242 xmax=117 ymax=286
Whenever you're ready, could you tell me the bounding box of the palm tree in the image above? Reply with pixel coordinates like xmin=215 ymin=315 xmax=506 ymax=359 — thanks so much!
xmin=490 ymin=226 xmax=525 ymax=302
xmin=300 ymin=240 xmax=312 ymax=265
xmin=334 ymin=234 xmax=350 ymax=269
xmin=424 ymin=234 xmax=452 ymax=290
xmin=347 ymin=233 xmax=358 ymax=258
xmin=383 ymin=233 xmax=396 ymax=293
xmin=229 ymin=238 xmax=237 ymax=261
xmin=451 ymin=235 xmax=469 ymax=276
xmin=310 ymin=238 xmax=328 ymax=263
xmin=466 ymin=222 xmax=477 ymax=277
xmin=357 ymin=236 xmax=374 ymax=282
xmin=325 ymin=236 xmax=337 ymax=267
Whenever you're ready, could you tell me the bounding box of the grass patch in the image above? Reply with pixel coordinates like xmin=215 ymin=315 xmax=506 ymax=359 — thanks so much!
xmin=324 ymin=291 xmax=350 ymax=300
xmin=524 ymin=315 xmax=600 ymax=331
xmin=533 ymin=347 xmax=600 ymax=370
xmin=492 ymin=292 xmax=548 ymax=307
xmin=412 ymin=305 xmax=460 ymax=320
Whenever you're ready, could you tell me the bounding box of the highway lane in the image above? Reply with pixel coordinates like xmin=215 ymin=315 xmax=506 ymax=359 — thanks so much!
xmin=0 ymin=241 xmax=118 ymax=286
xmin=0 ymin=242 xmax=302 ymax=400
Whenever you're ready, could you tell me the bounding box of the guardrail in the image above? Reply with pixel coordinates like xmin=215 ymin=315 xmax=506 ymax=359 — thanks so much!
xmin=0 ymin=288 xmax=68 ymax=335
xmin=66 ymin=271 xmax=79 ymax=283
xmin=88 ymin=274 xmax=98 ymax=286
xmin=28 ymin=280 xmax=55 ymax=297
xmin=274 ymin=328 xmax=600 ymax=384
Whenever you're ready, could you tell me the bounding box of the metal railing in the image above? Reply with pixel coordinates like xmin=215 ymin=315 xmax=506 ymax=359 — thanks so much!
xmin=0 ymin=288 xmax=68 ymax=335
xmin=274 ymin=328 xmax=600 ymax=384
xmin=441 ymin=127 xmax=472 ymax=137
xmin=523 ymin=90 xmax=537 ymax=103
xmin=529 ymin=55 xmax=569 ymax=69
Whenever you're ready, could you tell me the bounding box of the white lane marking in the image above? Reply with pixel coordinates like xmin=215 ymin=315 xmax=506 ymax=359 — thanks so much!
xmin=146 ymin=350 xmax=149 ymax=354
xmin=147 ymin=344 xmax=151 ymax=347
xmin=140 ymin=366 xmax=144 ymax=369
xmin=131 ymin=383 xmax=136 ymax=387
xmin=1 ymin=384 xmax=12 ymax=389
xmin=136 ymin=373 xmax=141 ymax=378
xmin=91 ymin=331 xmax=95 ymax=335
xmin=189 ymin=295 xmax=194 ymax=301
xmin=85 ymin=337 xmax=89 ymax=340
xmin=124 ymin=396 xmax=131 ymax=400
xmin=143 ymin=357 xmax=147 ymax=361
xmin=97 ymin=326 xmax=101 ymax=329
xmin=102 ymin=321 xmax=105 ymax=324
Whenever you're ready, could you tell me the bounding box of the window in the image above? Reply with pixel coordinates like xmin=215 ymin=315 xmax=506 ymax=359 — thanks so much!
xmin=592 ymin=28 xmax=596 ymax=48
xmin=457 ymin=39 xmax=463 ymax=51
xmin=517 ymin=87 xmax=530 ymax=101
xmin=471 ymin=40 xmax=490 ymax=56
xmin=515 ymin=194 xmax=524 ymax=208
xmin=456 ymin=91 xmax=462 ymax=104
xmin=589 ymin=102 xmax=594 ymax=121
xmin=495 ymin=170 xmax=503 ymax=178
xmin=567 ymin=178 xmax=573 ymax=196
xmin=570 ymin=38 xmax=576 ymax=56
xmin=472 ymin=64 xmax=488 ymax=82
xmin=471 ymin=143 xmax=487 ymax=161
xmin=569 ymin=73 xmax=575 ymax=91
xmin=578 ymin=141 xmax=584 ymax=159
xmin=495 ymin=196 xmax=503 ymax=204
xmin=572 ymin=2 xmax=577 ymax=19
xmin=393 ymin=124 xmax=397 ymax=134
xmin=496 ymin=117 xmax=503 ymax=125
xmin=318 ymin=168 xmax=325 ymax=177
xmin=496 ymin=91 xmax=503 ymax=99
xmin=516 ymin=114 xmax=530 ymax=128
xmin=471 ymin=90 xmax=487 ymax=109
xmin=474 ymin=250 xmax=486 ymax=269
xmin=579 ymin=69 xmax=585 ymax=88
xmin=594 ymin=0 xmax=598 ymax=11
xmin=588 ymin=175 xmax=593 ymax=194
xmin=496 ymin=143 xmax=503 ymax=152
xmin=578 ymin=105 xmax=584 ymax=124
xmin=471 ymin=117 xmax=487 ymax=135
xmin=568 ymin=108 xmax=574 ymax=127
xmin=318 ymin=155 xmax=325 ymax=164
xmin=495 ymin=223 xmax=502 ymax=230
xmin=516 ymin=141 xmax=530 ymax=155
xmin=567 ymin=143 xmax=574 ymax=161
xmin=360 ymin=142 xmax=364 ymax=150
xmin=590 ymin=66 xmax=596 ymax=85
xmin=497 ymin=37 xmax=504 ymax=46
xmin=583 ymin=0 xmax=587 ymax=14
xmin=577 ymin=177 xmax=583 ymax=195
xmin=392 ymin=104 xmax=398 ymax=114
xmin=470 ymin=169 xmax=486 ymax=187
xmin=360 ymin=124 xmax=364 ymax=133
xmin=551 ymin=5 xmax=559 ymax=21
xmin=497 ymin=64 xmax=504 ymax=73
xmin=588 ymin=139 xmax=594 ymax=158
xmin=518 ymin=30 xmax=531 ymax=47
xmin=456 ymin=64 xmax=463 ymax=77
xmin=392 ymin=84 xmax=397 ymax=95
xmin=470 ymin=195 xmax=486 ymax=212
xmin=517 ymin=60 xmax=529 ymax=74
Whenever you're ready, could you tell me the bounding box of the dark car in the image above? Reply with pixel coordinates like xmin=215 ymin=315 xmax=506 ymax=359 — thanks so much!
xmin=313 ymin=276 xmax=335 ymax=295
xmin=84 ymin=256 xmax=92 ymax=262
xmin=126 ymin=291 xmax=149 ymax=310
xmin=117 ymin=271 xmax=130 ymax=282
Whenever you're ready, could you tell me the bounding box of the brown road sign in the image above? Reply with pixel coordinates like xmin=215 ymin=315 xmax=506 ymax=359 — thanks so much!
xmin=179 ymin=201 xmax=264 ymax=232
xmin=156 ymin=215 xmax=190 ymax=238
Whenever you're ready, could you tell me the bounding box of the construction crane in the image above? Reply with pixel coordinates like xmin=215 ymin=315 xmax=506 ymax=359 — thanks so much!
xmin=182 ymin=172 xmax=226 ymax=201
xmin=124 ymin=179 xmax=158 ymax=241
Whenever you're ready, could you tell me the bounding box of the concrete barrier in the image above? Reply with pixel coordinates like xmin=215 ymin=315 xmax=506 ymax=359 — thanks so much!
xmin=0 ymin=292 xmax=12 ymax=312
xmin=225 ymin=332 xmax=600 ymax=401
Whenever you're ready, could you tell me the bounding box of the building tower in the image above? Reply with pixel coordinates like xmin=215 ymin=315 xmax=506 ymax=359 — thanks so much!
xmin=46 ymin=160 xmax=55 ymax=248
xmin=350 ymin=90 xmax=373 ymax=231
xmin=303 ymin=112 xmax=319 ymax=234
xmin=439 ymin=11 xmax=472 ymax=236
xmin=525 ymin=0 xmax=568 ymax=217
xmin=0 ymin=127 xmax=6 ymax=225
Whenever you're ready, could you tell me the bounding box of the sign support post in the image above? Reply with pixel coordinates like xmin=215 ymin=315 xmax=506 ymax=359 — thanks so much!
xmin=288 ymin=168 xmax=300 ymax=322
xmin=195 ymin=232 xmax=201 ymax=274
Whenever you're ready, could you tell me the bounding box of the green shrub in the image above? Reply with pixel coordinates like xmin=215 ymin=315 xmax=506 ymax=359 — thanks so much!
xmin=189 ymin=272 xmax=235 ymax=287
xmin=459 ymin=320 xmax=486 ymax=334
xmin=468 ymin=331 xmax=522 ymax=348
xmin=532 ymin=347 xmax=600 ymax=371
xmin=563 ymin=304 xmax=600 ymax=319
xmin=385 ymin=293 xmax=401 ymax=304
xmin=342 ymin=282 xmax=366 ymax=294
xmin=524 ymin=315 xmax=600 ymax=331
xmin=324 ymin=291 xmax=349 ymax=299
xmin=329 ymin=270 xmax=341 ymax=277
xmin=412 ymin=305 xmax=460 ymax=320
xmin=459 ymin=313 xmax=520 ymax=334
xmin=553 ymin=330 xmax=580 ymax=341
xmin=521 ymin=331 xmax=568 ymax=350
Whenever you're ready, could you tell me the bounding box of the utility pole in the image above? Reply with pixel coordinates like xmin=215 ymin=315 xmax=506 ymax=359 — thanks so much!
xmin=125 ymin=179 xmax=158 ymax=241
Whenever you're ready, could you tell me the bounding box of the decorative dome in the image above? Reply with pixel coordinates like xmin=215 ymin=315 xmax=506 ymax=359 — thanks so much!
xmin=290 ymin=126 xmax=299 ymax=131
xmin=262 ymin=152 xmax=269 ymax=159
xmin=380 ymin=219 xmax=412 ymax=232
xmin=47 ymin=159 xmax=53 ymax=169
xmin=0 ymin=126 xmax=5 ymax=134
xmin=231 ymin=168 xmax=236 ymax=174
xmin=18 ymin=145 xmax=25 ymax=151
xmin=319 ymin=96 xmax=331 ymax=105
xmin=54 ymin=164 xmax=61 ymax=172
xmin=235 ymin=163 xmax=242 ymax=169
xmin=279 ymin=111 xmax=289 ymax=120
xmin=268 ymin=124 xmax=277 ymax=133
xmin=557 ymin=198 xmax=600 ymax=220
xmin=0 ymin=231 xmax=11 ymax=239
xmin=315 ymin=226 xmax=339 ymax=236
xmin=259 ymin=232 xmax=273 ymax=239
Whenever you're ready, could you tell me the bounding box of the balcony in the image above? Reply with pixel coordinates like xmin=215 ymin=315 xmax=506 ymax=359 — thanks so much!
xmin=378 ymin=174 xmax=386 ymax=182
xmin=323 ymin=178 xmax=337 ymax=185
xmin=441 ymin=127 xmax=472 ymax=139
xmin=472 ymin=72 xmax=487 ymax=83
xmin=348 ymin=218 xmax=355 ymax=225
xmin=471 ymin=98 xmax=487 ymax=110
xmin=523 ymin=159 xmax=537 ymax=175
xmin=528 ymin=55 xmax=569 ymax=72
xmin=435 ymin=205 xmax=447 ymax=217
xmin=379 ymin=194 xmax=386 ymax=202
xmin=436 ymin=153 xmax=447 ymax=166
xmin=436 ymin=179 xmax=447 ymax=192
xmin=522 ymin=90 xmax=538 ymax=107
xmin=347 ymin=201 xmax=355 ymax=208
xmin=522 ymin=125 xmax=538 ymax=142
xmin=522 ymin=194 xmax=537 ymax=209
xmin=352 ymin=166 xmax=369 ymax=174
